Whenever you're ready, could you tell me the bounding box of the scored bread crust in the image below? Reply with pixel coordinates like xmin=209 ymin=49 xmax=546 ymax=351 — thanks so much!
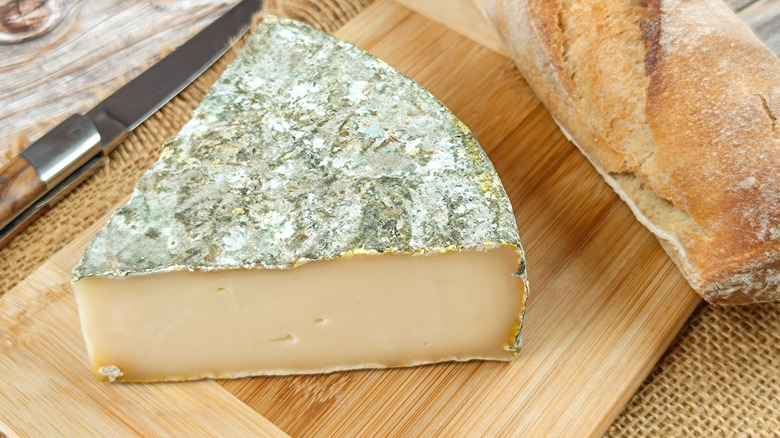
xmin=480 ymin=0 xmax=780 ymax=304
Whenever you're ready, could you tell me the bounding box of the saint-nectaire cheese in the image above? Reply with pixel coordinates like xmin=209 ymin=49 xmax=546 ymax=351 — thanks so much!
xmin=71 ymin=16 xmax=528 ymax=382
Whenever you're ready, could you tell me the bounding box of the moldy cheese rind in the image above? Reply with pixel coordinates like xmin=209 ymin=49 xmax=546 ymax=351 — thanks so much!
xmin=72 ymin=15 xmax=522 ymax=280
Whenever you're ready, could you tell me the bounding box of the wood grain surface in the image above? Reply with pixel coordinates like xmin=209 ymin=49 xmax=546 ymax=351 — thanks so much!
xmin=0 ymin=0 xmax=712 ymax=436
xmin=0 ymin=0 xmax=239 ymax=160
xmin=1 ymin=0 xmax=778 ymax=161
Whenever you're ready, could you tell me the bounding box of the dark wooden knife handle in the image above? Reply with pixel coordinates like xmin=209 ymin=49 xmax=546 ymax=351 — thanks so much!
xmin=0 ymin=155 xmax=46 ymax=230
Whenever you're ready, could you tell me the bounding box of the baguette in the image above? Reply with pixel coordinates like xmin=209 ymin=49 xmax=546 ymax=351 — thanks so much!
xmin=476 ymin=0 xmax=780 ymax=304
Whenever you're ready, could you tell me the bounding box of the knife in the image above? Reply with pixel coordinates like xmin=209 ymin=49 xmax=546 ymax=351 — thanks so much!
xmin=0 ymin=0 xmax=262 ymax=248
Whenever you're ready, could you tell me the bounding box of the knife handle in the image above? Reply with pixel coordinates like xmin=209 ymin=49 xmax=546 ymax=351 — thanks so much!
xmin=0 ymin=155 xmax=46 ymax=231
xmin=0 ymin=114 xmax=103 ymax=241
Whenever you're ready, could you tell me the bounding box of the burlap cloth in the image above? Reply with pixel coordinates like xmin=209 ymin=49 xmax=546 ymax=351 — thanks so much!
xmin=0 ymin=0 xmax=777 ymax=436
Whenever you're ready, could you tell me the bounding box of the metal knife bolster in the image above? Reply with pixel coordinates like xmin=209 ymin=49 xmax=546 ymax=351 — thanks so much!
xmin=21 ymin=114 xmax=103 ymax=190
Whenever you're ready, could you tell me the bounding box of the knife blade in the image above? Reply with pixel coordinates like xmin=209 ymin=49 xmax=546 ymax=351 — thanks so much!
xmin=0 ymin=0 xmax=262 ymax=248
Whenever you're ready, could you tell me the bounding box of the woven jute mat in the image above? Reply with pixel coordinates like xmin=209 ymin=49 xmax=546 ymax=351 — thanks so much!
xmin=1 ymin=0 xmax=777 ymax=436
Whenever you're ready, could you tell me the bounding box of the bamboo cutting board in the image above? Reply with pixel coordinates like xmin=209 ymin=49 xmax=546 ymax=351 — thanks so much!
xmin=0 ymin=0 xmax=704 ymax=436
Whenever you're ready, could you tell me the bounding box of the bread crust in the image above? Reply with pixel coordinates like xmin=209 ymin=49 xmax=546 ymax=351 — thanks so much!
xmin=482 ymin=0 xmax=780 ymax=304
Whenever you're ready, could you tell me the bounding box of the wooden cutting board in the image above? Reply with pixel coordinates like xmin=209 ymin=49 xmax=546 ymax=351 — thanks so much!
xmin=0 ymin=0 xmax=703 ymax=436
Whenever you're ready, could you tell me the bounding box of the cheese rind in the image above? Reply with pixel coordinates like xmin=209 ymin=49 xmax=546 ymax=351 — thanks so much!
xmin=71 ymin=16 xmax=528 ymax=381
xmin=71 ymin=15 xmax=521 ymax=279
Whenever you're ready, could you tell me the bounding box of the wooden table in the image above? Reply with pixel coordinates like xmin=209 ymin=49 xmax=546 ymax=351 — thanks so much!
xmin=3 ymin=0 xmax=779 ymax=153
xmin=1 ymin=0 xmax=778 ymax=436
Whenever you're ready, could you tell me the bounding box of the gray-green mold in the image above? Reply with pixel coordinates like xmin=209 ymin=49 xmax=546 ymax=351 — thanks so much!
xmin=72 ymin=15 xmax=525 ymax=281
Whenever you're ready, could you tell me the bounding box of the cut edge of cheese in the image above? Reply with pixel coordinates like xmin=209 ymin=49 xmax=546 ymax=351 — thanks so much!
xmin=72 ymin=245 xmax=526 ymax=382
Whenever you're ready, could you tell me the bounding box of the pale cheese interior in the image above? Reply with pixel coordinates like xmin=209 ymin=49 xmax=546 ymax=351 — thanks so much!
xmin=73 ymin=246 xmax=524 ymax=381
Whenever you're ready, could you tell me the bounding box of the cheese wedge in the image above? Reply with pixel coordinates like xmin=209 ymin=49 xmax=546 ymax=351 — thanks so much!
xmin=71 ymin=15 xmax=528 ymax=382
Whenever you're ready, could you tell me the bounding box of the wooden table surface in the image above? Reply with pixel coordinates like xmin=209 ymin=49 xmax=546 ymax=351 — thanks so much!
xmin=2 ymin=0 xmax=780 ymax=158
